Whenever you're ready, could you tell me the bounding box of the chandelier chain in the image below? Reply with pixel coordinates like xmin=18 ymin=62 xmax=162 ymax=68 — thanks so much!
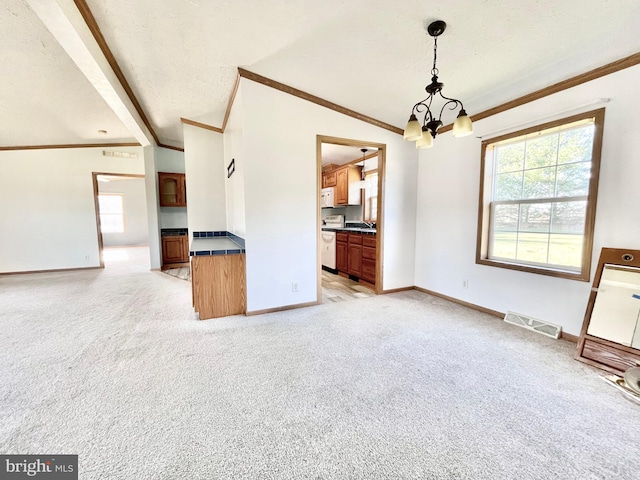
xmin=431 ymin=36 xmax=438 ymax=76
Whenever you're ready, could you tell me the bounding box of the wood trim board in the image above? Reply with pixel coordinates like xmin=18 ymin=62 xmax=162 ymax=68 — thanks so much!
xmin=0 ymin=142 xmax=140 ymax=151
xmin=180 ymin=118 xmax=224 ymax=134
xmin=246 ymin=300 xmax=320 ymax=316
xmin=0 ymin=266 xmax=101 ymax=275
xmin=221 ymin=73 xmax=241 ymax=132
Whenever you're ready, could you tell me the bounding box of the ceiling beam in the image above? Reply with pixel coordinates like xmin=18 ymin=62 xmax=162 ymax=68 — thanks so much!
xmin=25 ymin=0 xmax=155 ymax=147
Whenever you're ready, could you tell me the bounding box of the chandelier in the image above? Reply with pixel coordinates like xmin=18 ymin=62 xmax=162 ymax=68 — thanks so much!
xmin=403 ymin=20 xmax=473 ymax=149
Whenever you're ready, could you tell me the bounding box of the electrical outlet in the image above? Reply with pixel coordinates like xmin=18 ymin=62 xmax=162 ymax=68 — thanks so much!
xmin=85 ymin=254 xmax=90 ymax=261
xmin=292 ymin=282 xmax=299 ymax=292
xmin=462 ymin=279 xmax=469 ymax=289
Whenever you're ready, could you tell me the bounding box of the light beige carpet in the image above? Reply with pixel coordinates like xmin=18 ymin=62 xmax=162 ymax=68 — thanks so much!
xmin=1 ymin=247 xmax=639 ymax=479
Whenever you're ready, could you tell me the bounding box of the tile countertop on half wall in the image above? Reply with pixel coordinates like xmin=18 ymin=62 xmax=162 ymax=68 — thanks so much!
xmin=189 ymin=231 xmax=246 ymax=256
xmin=322 ymin=227 xmax=376 ymax=235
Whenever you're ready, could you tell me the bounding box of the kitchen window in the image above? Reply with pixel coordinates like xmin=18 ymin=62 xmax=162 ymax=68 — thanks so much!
xmin=364 ymin=170 xmax=378 ymax=223
xmin=98 ymin=193 xmax=125 ymax=233
xmin=476 ymin=108 xmax=604 ymax=281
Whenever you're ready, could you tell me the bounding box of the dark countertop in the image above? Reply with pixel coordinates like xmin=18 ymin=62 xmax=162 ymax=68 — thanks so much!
xmin=322 ymin=227 xmax=376 ymax=235
xmin=161 ymin=228 xmax=188 ymax=236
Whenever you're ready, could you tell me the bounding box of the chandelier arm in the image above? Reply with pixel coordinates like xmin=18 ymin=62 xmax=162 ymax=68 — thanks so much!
xmin=436 ymin=94 xmax=464 ymax=122
xmin=412 ymin=97 xmax=435 ymax=125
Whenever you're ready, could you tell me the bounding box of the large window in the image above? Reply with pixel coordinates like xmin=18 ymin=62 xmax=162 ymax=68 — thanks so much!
xmin=98 ymin=194 xmax=125 ymax=233
xmin=476 ymin=108 xmax=604 ymax=281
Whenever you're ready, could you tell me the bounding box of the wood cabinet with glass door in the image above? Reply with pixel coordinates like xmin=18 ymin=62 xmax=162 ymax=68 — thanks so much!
xmin=158 ymin=172 xmax=187 ymax=207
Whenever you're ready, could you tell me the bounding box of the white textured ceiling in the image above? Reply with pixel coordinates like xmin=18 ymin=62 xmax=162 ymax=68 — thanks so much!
xmin=5 ymin=0 xmax=640 ymax=149
xmin=0 ymin=0 xmax=136 ymax=147
xmin=322 ymin=144 xmax=378 ymax=166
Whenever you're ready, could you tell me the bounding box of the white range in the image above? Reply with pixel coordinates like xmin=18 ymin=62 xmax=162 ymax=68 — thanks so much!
xmin=321 ymin=214 xmax=344 ymax=270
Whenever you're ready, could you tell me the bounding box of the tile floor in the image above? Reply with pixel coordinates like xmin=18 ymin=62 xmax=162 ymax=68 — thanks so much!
xmin=321 ymin=270 xmax=375 ymax=303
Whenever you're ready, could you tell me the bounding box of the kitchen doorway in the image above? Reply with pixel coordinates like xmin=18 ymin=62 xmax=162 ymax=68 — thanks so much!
xmin=316 ymin=136 xmax=386 ymax=303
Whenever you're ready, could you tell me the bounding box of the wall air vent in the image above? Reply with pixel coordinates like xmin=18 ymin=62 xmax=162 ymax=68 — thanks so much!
xmin=503 ymin=311 xmax=562 ymax=339
xmin=102 ymin=150 xmax=138 ymax=159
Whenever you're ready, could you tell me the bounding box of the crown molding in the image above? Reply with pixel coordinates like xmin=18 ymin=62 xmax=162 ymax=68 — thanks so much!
xmin=180 ymin=118 xmax=223 ymax=133
xmin=0 ymin=142 xmax=140 ymax=151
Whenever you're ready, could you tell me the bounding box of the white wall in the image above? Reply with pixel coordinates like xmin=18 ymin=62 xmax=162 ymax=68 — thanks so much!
xmin=414 ymin=64 xmax=640 ymax=335
xmin=183 ymin=124 xmax=226 ymax=234
xmin=0 ymin=146 xmax=144 ymax=273
xmin=143 ymin=146 xmax=161 ymax=269
xmin=240 ymin=79 xmax=418 ymax=312
xmin=223 ymin=83 xmax=247 ymax=237
xmin=99 ymin=177 xmax=149 ymax=246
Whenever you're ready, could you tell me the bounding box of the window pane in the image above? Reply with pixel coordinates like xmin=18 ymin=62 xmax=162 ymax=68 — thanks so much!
xmin=551 ymin=201 xmax=586 ymax=234
xmin=523 ymin=167 xmax=555 ymax=199
xmin=493 ymin=204 xmax=519 ymax=231
xmin=558 ymin=126 xmax=594 ymax=164
xmin=494 ymin=171 xmax=523 ymax=200
xmin=100 ymin=214 xmax=124 ymax=233
xmin=98 ymin=195 xmax=124 ymax=233
xmin=98 ymin=195 xmax=123 ymax=214
xmin=491 ymin=232 xmax=517 ymax=260
xmin=519 ymin=203 xmax=551 ymax=233
xmin=516 ymin=233 xmax=549 ymax=264
xmin=496 ymin=143 xmax=525 ymax=173
xmin=555 ymin=162 xmax=590 ymax=197
xmin=525 ymin=134 xmax=558 ymax=169
xmin=548 ymin=234 xmax=583 ymax=270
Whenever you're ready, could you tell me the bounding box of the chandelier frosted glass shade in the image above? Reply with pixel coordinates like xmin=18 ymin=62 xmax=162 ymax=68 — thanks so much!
xmin=416 ymin=128 xmax=433 ymax=149
xmin=403 ymin=114 xmax=423 ymax=141
xmin=452 ymin=110 xmax=473 ymax=137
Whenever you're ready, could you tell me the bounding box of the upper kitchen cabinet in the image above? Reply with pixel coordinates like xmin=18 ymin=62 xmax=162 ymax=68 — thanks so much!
xmin=335 ymin=165 xmax=362 ymax=206
xmin=322 ymin=170 xmax=337 ymax=189
xmin=158 ymin=172 xmax=187 ymax=207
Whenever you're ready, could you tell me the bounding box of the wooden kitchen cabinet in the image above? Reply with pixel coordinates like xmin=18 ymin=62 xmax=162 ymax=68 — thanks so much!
xmin=335 ymin=165 xmax=362 ymax=205
xmin=322 ymin=170 xmax=337 ymax=188
xmin=336 ymin=232 xmax=349 ymax=273
xmin=361 ymin=236 xmax=377 ymax=284
xmin=336 ymin=232 xmax=376 ymax=285
xmin=348 ymin=233 xmax=363 ymax=277
xmin=161 ymin=235 xmax=189 ymax=266
xmin=158 ymin=172 xmax=187 ymax=207
xmin=192 ymin=254 xmax=246 ymax=320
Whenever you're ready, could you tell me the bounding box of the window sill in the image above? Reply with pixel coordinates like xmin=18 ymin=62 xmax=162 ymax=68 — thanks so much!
xmin=476 ymin=257 xmax=590 ymax=282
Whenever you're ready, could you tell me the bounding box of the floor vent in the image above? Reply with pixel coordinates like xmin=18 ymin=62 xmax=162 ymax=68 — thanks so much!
xmin=504 ymin=311 xmax=562 ymax=339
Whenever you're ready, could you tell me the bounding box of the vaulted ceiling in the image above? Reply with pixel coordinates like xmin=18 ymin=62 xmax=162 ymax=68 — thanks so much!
xmin=3 ymin=0 xmax=640 ymax=150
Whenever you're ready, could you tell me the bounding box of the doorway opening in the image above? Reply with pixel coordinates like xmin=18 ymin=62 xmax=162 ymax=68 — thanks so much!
xmin=92 ymin=172 xmax=149 ymax=270
xmin=316 ymin=136 xmax=386 ymax=304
